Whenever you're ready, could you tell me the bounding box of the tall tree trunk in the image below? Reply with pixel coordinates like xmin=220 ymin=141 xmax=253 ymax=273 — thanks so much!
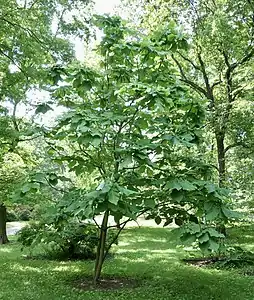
xmin=93 ymin=210 xmax=109 ymax=285
xmin=215 ymin=132 xmax=227 ymax=236
xmin=215 ymin=131 xmax=226 ymax=187
xmin=0 ymin=204 xmax=9 ymax=245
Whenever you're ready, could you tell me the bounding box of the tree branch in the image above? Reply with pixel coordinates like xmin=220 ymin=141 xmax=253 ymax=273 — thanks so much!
xmin=224 ymin=142 xmax=251 ymax=154
xmin=222 ymin=51 xmax=234 ymax=103
xmin=29 ymin=0 xmax=40 ymax=9
xmin=18 ymin=135 xmax=41 ymax=142
xmin=211 ymin=77 xmax=222 ymax=91
xmin=12 ymin=101 xmax=20 ymax=132
xmin=93 ymin=217 xmax=101 ymax=229
xmin=0 ymin=49 xmax=28 ymax=79
xmin=232 ymin=82 xmax=252 ymax=101
xmin=102 ymin=221 xmax=128 ymax=262
xmin=236 ymin=48 xmax=254 ymax=69
xmin=44 ymin=177 xmax=66 ymax=193
xmin=1 ymin=17 xmax=44 ymax=46
xmin=222 ymin=47 xmax=254 ymax=98
xmin=210 ymin=164 xmax=219 ymax=172
xmin=102 ymin=209 xmax=147 ymax=262
xmin=172 ymin=54 xmax=208 ymax=97
xmin=197 ymin=52 xmax=214 ymax=101
xmin=78 ymin=143 xmax=106 ymax=175
xmin=177 ymin=51 xmax=201 ymax=71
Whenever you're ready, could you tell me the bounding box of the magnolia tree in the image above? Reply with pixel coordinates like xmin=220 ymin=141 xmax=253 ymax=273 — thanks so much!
xmin=30 ymin=16 xmax=236 ymax=283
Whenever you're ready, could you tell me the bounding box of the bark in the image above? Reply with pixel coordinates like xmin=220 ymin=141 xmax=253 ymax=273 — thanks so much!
xmin=215 ymin=131 xmax=226 ymax=187
xmin=93 ymin=210 xmax=109 ymax=284
xmin=0 ymin=204 xmax=9 ymax=245
xmin=116 ymin=220 xmax=121 ymax=229
xmin=215 ymin=132 xmax=227 ymax=236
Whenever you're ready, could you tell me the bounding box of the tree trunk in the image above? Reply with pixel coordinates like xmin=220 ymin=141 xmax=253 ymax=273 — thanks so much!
xmin=215 ymin=131 xmax=227 ymax=236
xmin=215 ymin=131 xmax=226 ymax=187
xmin=93 ymin=210 xmax=109 ymax=284
xmin=0 ymin=204 xmax=9 ymax=245
xmin=116 ymin=220 xmax=121 ymax=229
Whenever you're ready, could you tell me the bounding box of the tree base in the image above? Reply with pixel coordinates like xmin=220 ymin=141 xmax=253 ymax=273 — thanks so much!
xmin=0 ymin=235 xmax=9 ymax=245
xmin=0 ymin=204 xmax=9 ymax=245
xmin=74 ymin=276 xmax=139 ymax=291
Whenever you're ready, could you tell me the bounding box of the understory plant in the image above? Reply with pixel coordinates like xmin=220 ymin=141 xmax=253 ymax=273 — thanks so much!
xmin=18 ymin=216 xmax=117 ymax=260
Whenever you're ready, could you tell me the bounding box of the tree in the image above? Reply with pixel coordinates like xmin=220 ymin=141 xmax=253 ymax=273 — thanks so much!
xmin=0 ymin=0 xmax=93 ymax=244
xmin=120 ymin=0 xmax=254 ymax=189
xmin=31 ymin=15 xmax=234 ymax=284
xmin=0 ymin=205 xmax=8 ymax=244
xmin=0 ymin=151 xmax=28 ymax=244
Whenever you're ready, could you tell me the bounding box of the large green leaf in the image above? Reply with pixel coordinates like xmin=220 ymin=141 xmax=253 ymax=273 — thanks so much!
xmin=181 ymin=233 xmax=196 ymax=244
xmin=222 ymin=207 xmax=241 ymax=220
xmin=208 ymin=239 xmax=220 ymax=252
xmin=145 ymin=198 xmax=156 ymax=208
xmin=171 ymin=190 xmax=184 ymax=203
xmin=120 ymin=155 xmax=133 ymax=168
xmin=21 ymin=184 xmax=32 ymax=193
xmin=181 ymin=182 xmax=196 ymax=191
xmin=118 ymin=186 xmax=137 ymax=196
xmin=206 ymin=228 xmax=224 ymax=238
xmin=205 ymin=205 xmax=220 ymax=221
xmin=188 ymin=222 xmax=201 ymax=234
xmin=198 ymin=232 xmax=209 ymax=244
xmin=108 ymin=188 xmax=120 ymax=205
xmin=166 ymin=179 xmax=196 ymax=191
xmin=166 ymin=179 xmax=182 ymax=190
xmin=205 ymin=183 xmax=216 ymax=194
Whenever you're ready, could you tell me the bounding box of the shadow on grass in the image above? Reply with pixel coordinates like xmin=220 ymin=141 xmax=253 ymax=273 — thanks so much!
xmin=227 ymin=224 xmax=254 ymax=251
xmin=1 ymin=226 xmax=254 ymax=300
xmin=0 ymin=238 xmax=21 ymax=257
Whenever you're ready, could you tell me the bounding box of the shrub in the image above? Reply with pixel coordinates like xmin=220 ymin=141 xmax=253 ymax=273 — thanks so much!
xmin=6 ymin=209 xmax=18 ymax=222
xmin=17 ymin=222 xmax=42 ymax=247
xmin=16 ymin=206 xmax=32 ymax=221
xmin=18 ymin=221 xmax=117 ymax=260
xmin=30 ymin=204 xmax=50 ymax=220
xmin=7 ymin=205 xmax=32 ymax=222
xmin=214 ymin=246 xmax=254 ymax=268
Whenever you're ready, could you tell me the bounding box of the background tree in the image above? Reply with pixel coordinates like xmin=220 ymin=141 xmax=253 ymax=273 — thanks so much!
xmin=0 ymin=0 xmax=93 ymax=244
xmin=120 ymin=0 xmax=254 ymax=207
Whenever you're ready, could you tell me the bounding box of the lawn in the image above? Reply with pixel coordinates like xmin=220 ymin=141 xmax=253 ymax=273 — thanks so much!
xmin=1 ymin=226 xmax=254 ymax=300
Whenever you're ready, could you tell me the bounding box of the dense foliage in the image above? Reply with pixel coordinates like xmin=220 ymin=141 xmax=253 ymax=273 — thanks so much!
xmin=18 ymin=220 xmax=117 ymax=260
xmin=0 ymin=0 xmax=93 ymax=244
xmin=121 ymin=0 xmax=254 ymax=196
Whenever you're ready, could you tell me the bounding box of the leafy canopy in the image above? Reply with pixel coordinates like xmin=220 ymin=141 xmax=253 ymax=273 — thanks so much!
xmin=21 ymin=15 xmax=237 ymax=255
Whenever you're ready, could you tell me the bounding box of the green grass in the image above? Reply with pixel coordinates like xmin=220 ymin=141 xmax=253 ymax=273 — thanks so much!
xmin=1 ymin=226 xmax=254 ymax=300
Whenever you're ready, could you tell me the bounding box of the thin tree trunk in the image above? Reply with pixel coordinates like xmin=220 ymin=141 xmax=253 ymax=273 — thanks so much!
xmin=93 ymin=210 xmax=109 ymax=284
xmin=0 ymin=204 xmax=9 ymax=245
xmin=116 ymin=220 xmax=120 ymax=229
xmin=215 ymin=132 xmax=227 ymax=236
xmin=215 ymin=131 xmax=226 ymax=187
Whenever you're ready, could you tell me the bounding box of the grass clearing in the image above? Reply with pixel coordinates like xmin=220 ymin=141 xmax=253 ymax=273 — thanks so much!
xmin=1 ymin=226 xmax=254 ymax=300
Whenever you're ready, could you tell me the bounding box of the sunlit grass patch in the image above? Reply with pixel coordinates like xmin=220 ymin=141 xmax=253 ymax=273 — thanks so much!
xmin=1 ymin=226 xmax=254 ymax=300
